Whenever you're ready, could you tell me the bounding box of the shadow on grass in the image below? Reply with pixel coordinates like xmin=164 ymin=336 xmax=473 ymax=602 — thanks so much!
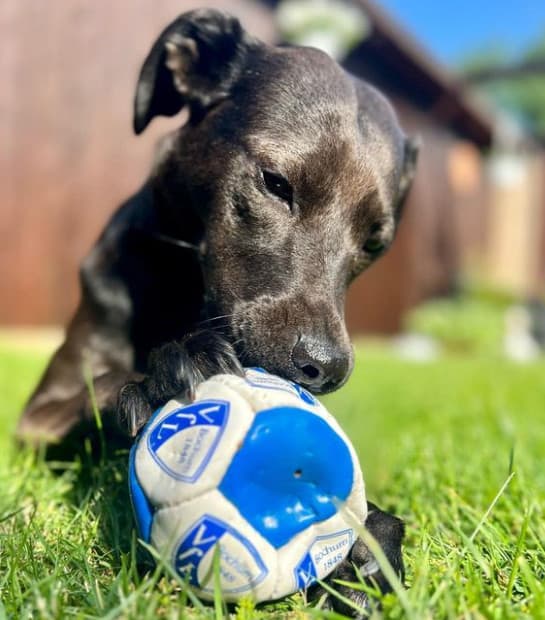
xmin=36 ymin=431 xmax=153 ymax=573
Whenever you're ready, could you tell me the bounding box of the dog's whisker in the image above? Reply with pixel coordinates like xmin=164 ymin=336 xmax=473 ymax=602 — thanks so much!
xmin=197 ymin=313 xmax=235 ymax=328
xmin=203 ymin=313 xmax=234 ymax=322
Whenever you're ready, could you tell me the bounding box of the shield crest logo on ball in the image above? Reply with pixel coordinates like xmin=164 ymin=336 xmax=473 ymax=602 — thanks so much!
xmin=175 ymin=514 xmax=268 ymax=594
xmin=147 ymin=400 xmax=230 ymax=482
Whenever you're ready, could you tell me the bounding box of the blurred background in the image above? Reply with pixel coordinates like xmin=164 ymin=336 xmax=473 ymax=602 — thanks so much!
xmin=1 ymin=0 xmax=545 ymax=360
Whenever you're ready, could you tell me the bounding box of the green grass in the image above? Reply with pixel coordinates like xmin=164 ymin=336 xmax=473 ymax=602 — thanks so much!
xmin=1 ymin=341 xmax=545 ymax=618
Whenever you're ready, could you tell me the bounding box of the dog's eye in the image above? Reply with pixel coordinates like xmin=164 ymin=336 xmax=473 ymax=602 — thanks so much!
xmin=262 ymin=170 xmax=293 ymax=207
xmin=363 ymin=222 xmax=386 ymax=256
xmin=362 ymin=238 xmax=385 ymax=255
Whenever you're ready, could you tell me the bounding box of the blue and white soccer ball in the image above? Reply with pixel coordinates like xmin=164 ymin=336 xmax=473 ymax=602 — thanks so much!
xmin=129 ymin=368 xmax=366 ymax=603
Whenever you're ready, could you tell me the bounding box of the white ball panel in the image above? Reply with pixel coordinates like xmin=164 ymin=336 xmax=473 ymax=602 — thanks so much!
xmin=134 ymin=384 xmax=255 ymax=508
xmin=205 ymin=370 xmax=322 ymax=414
xmin=152 ymin=490 xmax=277 ymax=602
xmin=277 ymin=512 xmax=357 ymax=596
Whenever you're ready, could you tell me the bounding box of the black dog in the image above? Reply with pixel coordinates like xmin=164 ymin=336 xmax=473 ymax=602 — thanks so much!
xmin=18 ymin=9 xmax=416 ymax=615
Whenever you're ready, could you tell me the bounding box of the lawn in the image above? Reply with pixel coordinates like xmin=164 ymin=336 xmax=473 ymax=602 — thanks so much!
xmin=1 ymin=340 xmax=545 ymax=619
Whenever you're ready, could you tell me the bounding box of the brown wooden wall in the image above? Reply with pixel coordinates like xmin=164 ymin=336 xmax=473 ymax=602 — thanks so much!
xmin=0 ymin=0 xmax=275 ymax=325
xmin=1 ymin=1 xmax=477 ymax=333
xmin=538 ymin=158 xmax=545 ymax=290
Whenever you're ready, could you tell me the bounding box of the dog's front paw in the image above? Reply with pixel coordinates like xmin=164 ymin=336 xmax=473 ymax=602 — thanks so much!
xmin=117 ymin=330 xmax=244 ymax=437
xmin=313 ymin=503 xmax=405 ymax=618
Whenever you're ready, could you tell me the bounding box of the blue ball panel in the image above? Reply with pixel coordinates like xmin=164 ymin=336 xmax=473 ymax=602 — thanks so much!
xmin=128 ymin=442 xmax=154 ymax=543
xmin=219 ymin=406 xmax=353 ymax=549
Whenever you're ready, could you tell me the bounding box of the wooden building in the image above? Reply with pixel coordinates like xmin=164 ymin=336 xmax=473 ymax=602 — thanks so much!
xmin=0 ymin=0 xmax=492 ymax=332
xmin=340 ymin=0 xmax=492 ymax=332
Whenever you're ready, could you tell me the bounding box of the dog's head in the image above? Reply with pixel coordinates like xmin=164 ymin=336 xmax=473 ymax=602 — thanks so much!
xmin=134 ymin=9 xmax=418 ymax=393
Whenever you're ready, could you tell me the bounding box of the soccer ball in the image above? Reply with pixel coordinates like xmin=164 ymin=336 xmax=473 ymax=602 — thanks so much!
xmin=129 ymin=368 xmax=366 ymax=603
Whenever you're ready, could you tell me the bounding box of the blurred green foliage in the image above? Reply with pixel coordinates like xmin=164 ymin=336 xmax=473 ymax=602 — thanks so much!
xmin=404 ymin=286 xmax=516 ymax=355
xmin=461 ymin=31 xmax=545 ymax=138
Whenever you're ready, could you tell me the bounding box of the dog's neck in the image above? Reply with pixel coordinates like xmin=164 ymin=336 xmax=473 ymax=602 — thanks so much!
xmin=131 ymin=180 xmax=204 ymax=257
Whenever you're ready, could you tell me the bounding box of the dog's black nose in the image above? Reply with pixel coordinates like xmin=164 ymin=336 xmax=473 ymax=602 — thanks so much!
xmin=291 ymin=336 xmax=351 ymax=393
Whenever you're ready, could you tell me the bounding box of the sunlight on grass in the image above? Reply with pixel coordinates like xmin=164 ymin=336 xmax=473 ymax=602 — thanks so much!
xmin=1 ymin=340 xmax=544 ymax=618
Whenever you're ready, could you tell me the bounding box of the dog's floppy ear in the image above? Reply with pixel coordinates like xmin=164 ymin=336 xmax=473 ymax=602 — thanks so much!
xmin=133 ymin=9 xmax=253 ymax=134
xmin=396 ymin=136 xmax=420 ymax=215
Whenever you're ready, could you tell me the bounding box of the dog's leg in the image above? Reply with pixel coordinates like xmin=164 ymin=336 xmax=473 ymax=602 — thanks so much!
xmin=116 ymin=330 xmax=244 ymax=437
xmin=313 ymin=502 xmax=405 ymax=617
xmin=17 ymin=368 xmax=144 ymax=446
